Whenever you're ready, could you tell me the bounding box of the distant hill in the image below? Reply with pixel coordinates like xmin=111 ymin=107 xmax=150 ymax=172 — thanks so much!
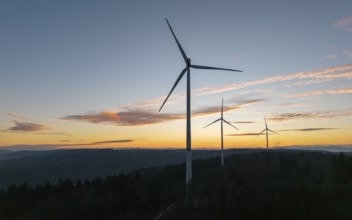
xmin=0 ymin=150 xmax=57 ymax=161
xmin=0 ymin=150 xmax=12 ymax=155
xmin=1 ymin=151 xmax=352 ymax=220
xmin=284 ymin=145 xmax=352 ymax=152
xmin=0 ymin=148 xmax=260 ymax=189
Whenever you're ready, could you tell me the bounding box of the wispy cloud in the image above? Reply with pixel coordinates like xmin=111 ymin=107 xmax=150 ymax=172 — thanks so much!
xmin=1 ymin=115 xmax=70 ymax=136
xmin=69 ymin=138 xmax=137 ymax=146
xmin=192 ymin=64 xmax=352 ymax=96
xmin=269 ymin=109 xmax=352 ymax=122
xmin=283 ymin=87 xmax=352 ymax=98
xmin=334 ymin=16 xmax=352 ymax=32
xmin=38 ymin=132 xmax=71 ymax=136
xmin=286 ymin=78 xmax=334 ymax=87
xmin=5 ymin=113 xmax=41 ymax=123
xmin=233 ymin=99 xmax=266 ymax=106
xmin=62 ymin=110 xmax=185 ymax=126
xmin=322 ymin=54 xmax=336 ymax=60
xmin=278 ymin=128 xmax=339 ymax=132
xmin=2 ymin=121 xmax=50 ymax=133
xmin=193 ymin=105 xmax=239 ymax=117
xmin=0 ymin=138 xmax=138 ymax=151
xmin=125 ymin=64 xmax=352 ymax=110
xmin=227 ymin=133 xmax=263 ymax=136
xmin=62 ymin=99 xmax=264 ymax=127
xmin=59 ymin=64 xmax=352 ymax=128
xmin=125 ymin=65 xmax=352 ymax=109
xmin=194 ymin=99 xmax=265 ymax=119
xmin=130 ymin=95 xmax=184 ymax=109
xmin=92 ymin=139 xmax=135 ymax=144
xmin=263 ymin=103 xmax=312 ymax=109
xmin=231 ymin=121 xmax=256 ymax=124
xmin=324 ymin=46 xmax=334 ymax=50
xmin=342 ymin=51 xmax=352 ymax=58
xmin=60 ymin=140 xmax=71 ymax=143
xmin=240 ymin=88 xmax=273 ymax=95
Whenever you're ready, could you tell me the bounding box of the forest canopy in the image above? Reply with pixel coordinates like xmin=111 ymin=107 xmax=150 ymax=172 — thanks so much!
xmin=1 ymin=151 xmax=352 ymax=220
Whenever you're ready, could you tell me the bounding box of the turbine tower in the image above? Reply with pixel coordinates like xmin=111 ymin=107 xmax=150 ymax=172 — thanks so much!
xmin=159 ymin=19 xmax=242 ymax=196
xmin=256 ymin=117 xmax=278 ymax=150
xmin=203 ymin=99 xmax=239 ymax=166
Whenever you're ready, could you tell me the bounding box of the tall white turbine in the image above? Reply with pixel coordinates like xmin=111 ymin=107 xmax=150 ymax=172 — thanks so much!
xmin=159 ymin=19 xmax=242 ymax=195
xmin=203 ymin=99 xmax=239 ymax=166
xmin=256 ymin=117 xmax=278 ymax=150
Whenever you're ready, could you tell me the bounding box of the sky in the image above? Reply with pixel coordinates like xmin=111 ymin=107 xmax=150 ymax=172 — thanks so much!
xmin=1 ymin=0 xmax=351 ymax=150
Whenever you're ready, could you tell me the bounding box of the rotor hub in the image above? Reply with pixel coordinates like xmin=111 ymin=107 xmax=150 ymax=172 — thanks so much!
xmin=186 ymin=58 xmax=191 ymax=66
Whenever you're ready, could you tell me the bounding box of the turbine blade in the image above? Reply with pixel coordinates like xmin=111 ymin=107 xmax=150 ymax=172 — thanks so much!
xmin=165 ymin=18 xmax=188 ymax=63
xmin=223 ymin=119 xmax=239 ymax=130
xmin=159 ymin=68 xmax=187 ymax=112
xmin=203 ymin=118 xmax=221 ymax=128
xmin=268 ymin=129 xmax=279 ymax=135
xmin=190 ymin=64 xmax=242 ymax=72
xmin=256 ymin=129 xmax=266 ymax=137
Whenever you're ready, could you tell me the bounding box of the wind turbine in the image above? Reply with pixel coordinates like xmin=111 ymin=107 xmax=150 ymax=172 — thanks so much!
xmin=203 ymin=99 xmax=239 ymax=166
xmin=256 ymin=117 xmax=278 ymax=150
xmin=159 ymin=19 xmax=242 ymax=195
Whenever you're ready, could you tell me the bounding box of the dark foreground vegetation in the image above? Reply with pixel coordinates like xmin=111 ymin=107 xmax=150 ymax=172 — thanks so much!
xmin=1 ymin=151 xmax=352 ymax=220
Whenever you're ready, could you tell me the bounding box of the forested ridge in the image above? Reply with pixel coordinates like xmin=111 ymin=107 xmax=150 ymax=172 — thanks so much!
xmin=0 ymin=149 xmax=256 ymax=189
xmin=1 ymin=151 xmax=352 ymax=220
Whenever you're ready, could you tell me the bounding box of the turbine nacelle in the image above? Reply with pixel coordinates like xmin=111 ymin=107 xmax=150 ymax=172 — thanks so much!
xmin=186 ymin=58 xmax=191 ymax=66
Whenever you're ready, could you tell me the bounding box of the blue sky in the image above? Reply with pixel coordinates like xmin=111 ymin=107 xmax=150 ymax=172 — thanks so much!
xmin=0 ymin=0 xmax=351 ymax=149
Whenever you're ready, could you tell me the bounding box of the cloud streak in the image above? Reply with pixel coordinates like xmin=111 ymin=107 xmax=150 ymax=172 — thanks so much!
xmin=263 ymin=103 xmax=312 ymax=109
xmin=284 ymin=87 xmax=352 ymax=98
xmin=227 ymin=133 xmax=264 ymax=136
xmin=128 ymin=64 xmax=352 ymax=109
xmin=5 ymin=113 xmax=41 ymax=123
xmin=342 ymin=51 xmax=352 ymax=58
xmin=286 ymin=78 xmax=334 ymax=87
xmin=61 ymin=64 xmax=352 ymax=128
xmin=278 ymin=128 xmax=339 ymax=132
xmin=1 ymin=121 xmax=70 ymax=136
xmin=334 ymin=16 xmax=352 ymax=32
xmin=0 ymin=139 xmax=138 ymax=151
xmin=231 ymin=121 xmax=256 ymax=124
xmin=62 ymin=99 xmax=264 ymax=126
xmin=269 ymin=109 xmax=352 ymax=122
xmin=62 ymin=138 xmax=138 ymax=146
xmin=322 ymin=54 xmax=336 ymax=60
xmin=38 ymin=132 xmax=71 ymax=136
xmin=193 ymin=99 xmax=265 ymax=117
xmin=92 ymin=139 xmax=136 ymax=144
xmin=62 ymin=110 xmax=185 ymax=126
xmin=3 ymin=121 xmax=50 ymax=133
xmin=192 ymin=64 xmax=352 ymax=97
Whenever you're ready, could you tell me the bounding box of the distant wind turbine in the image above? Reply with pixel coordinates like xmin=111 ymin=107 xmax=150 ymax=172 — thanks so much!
xmin=159 ymin=19 xmax=242 ymax=194
xmin=256 ymin=117 xmax=278 ymax=150
xmin=203 ymin=99 xmax=239 ymax=166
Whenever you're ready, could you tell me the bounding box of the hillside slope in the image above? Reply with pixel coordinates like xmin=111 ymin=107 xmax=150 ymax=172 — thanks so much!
xmin=0 ymin=148 xmax=258 ymax=189
xmin=1 ymin=151 xmax=352 ymax=220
